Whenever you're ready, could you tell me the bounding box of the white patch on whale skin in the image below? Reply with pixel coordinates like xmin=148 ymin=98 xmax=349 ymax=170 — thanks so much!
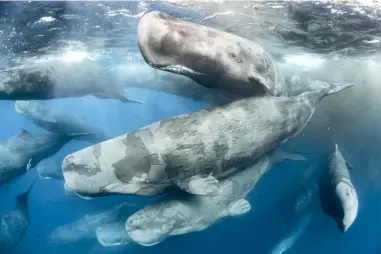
xmin=335 ymin=180 xmax=358 ymax=232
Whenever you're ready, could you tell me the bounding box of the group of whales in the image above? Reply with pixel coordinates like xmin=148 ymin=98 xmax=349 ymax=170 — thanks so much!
xmin=0 ymin=101 xmax=109 ymax=252
xmin=0 ymin=10 xmax=359 ymax=251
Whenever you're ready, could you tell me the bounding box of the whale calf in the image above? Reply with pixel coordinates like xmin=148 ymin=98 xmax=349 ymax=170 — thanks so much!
xmin=137 ymin=11 xmax=284 ymax=97
xmin=0 ymin=181 xmax=34 ymax=252
xmin=0 ymin=129 xmax=90 ymax=186
xmin=0 ymin=58 xmax=141 ymax=103
xmin=63 ymin=82 xmax=352 ymax=198
xmin=15 ymin=100 xmax=110 ymax=143
xmin=95 ymin=221 xmax=133 ymax=247
xmin=319 ymin=144 xmax=358 ymax=233
xmin=48 ymin=202 xmax=135 ymax=245
xmin=125 ymin=149 xmax=306 ymax=246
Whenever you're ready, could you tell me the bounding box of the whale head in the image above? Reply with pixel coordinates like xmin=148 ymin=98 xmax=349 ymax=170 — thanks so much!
xmin=125 ymin=201 xmax=189 ymax=246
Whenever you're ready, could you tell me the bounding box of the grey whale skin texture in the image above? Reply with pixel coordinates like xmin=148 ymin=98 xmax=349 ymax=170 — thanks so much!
xmin=137 ymin=11 xmax=284 ymax=97
xmin=319 ymin=144 xmax=358 ymax=233
xmin=15 ymin=100 xmax=109 ymax=143
xmin=125 ymin=149 xmax=305 ymax=247
xmin=48 ymin=202 xmax=134 ymax=245
xmin=0 ymin=182 xmax=34 ymax=252
xmin=0 ymin=59 xmax=141 ymax=103
xmin=0 ymin=129 xmax=89 ymax=186
xmin=62 ymin=82 xmax=353 ymax=198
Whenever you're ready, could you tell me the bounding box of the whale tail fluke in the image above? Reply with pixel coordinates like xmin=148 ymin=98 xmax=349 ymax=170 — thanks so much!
xmin=303 ymin=82 xmax=354 ymax=106
xmin=118 ymin=96 xmax=145 ymax=104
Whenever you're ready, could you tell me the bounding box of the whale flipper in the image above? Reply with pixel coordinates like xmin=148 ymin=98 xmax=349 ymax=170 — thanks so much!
xmin=226 ymin=199 xmax=251 ymax=217
xmin=26 ymin=159 xmax=32 ymax=171
xmin=117 ymin=96 xmax=145 ymax=104
xmin=176 ymin=174 xmax=221 ymax=196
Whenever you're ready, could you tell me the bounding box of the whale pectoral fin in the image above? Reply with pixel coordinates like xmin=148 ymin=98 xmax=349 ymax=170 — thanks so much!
xmin=118 ymin=96 xmax=145 ymax=104
xmin=345 ymin=161 xmax=355 ymax=172
xmin=26 ymin=158 xmax=32 ymax=171
xmin=176 ymin=174 xmax=221 ymax=196
xmin=226 ymin=199 xmax=251 ymax=217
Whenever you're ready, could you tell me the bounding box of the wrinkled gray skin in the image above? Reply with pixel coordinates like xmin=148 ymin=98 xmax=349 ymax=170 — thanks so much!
xmin=48 ymin=202 xmax=134 ymax=245
xmin=63 ymin=82 xmax=352 ymax=198
xmin=319 ymin=144 xmax=358 ymax=233
xmin=15 ymin=100 xmax=110 ymax=143
xmin=95 ymin=221 xmax=133 ymax=247
xmin=0 ymin=59 xmax=141 ymax=103
xmin=137 ymin=11 xmax=284 ymax=97
xmin=0 ymin=181 xmax=34 ymax=252
xmin=125 ymin=149 xmax=305 ymax=246
xmin=0 ymin=129 xmax=89 ymax=186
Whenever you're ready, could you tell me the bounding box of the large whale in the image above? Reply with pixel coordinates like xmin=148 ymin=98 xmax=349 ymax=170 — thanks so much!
xmin=0 ymin=58 xmax=141 ymax=103
xmin=319 ymin=144 xmax=358 ymax=233
xmin=48 ymin=202 xmax=135 ymax=245
xmin=0 ymin=181 xmax=34 ymax=252
xmin=137 ymin=11 xmax=284 ymax=97
xmin=0 ymin=129 xmax=90 ymax=186
xmin=125 ymin=149 xmax=306 ymax=246
xmin=15 ymin=100 xmax=109 ymax=143
xmin=62 ymin=83 xmax=353 ymax=198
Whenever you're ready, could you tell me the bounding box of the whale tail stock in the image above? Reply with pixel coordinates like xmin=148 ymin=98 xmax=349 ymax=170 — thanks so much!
xmin=302 ymin=82 xmax=354 ymax=106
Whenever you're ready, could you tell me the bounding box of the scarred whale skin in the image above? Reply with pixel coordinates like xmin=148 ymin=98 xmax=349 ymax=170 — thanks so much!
xmin=62 ymin=83 xmax=353 ymax=198
xmin=125 ymin=149 xmax=306 ymax=247
xmin=137 ymin=11 xmax=284 ymax=97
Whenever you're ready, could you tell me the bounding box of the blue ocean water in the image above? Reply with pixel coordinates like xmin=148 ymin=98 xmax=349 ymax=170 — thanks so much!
xmin=0 ymin=1 xmax=380 ymax=254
